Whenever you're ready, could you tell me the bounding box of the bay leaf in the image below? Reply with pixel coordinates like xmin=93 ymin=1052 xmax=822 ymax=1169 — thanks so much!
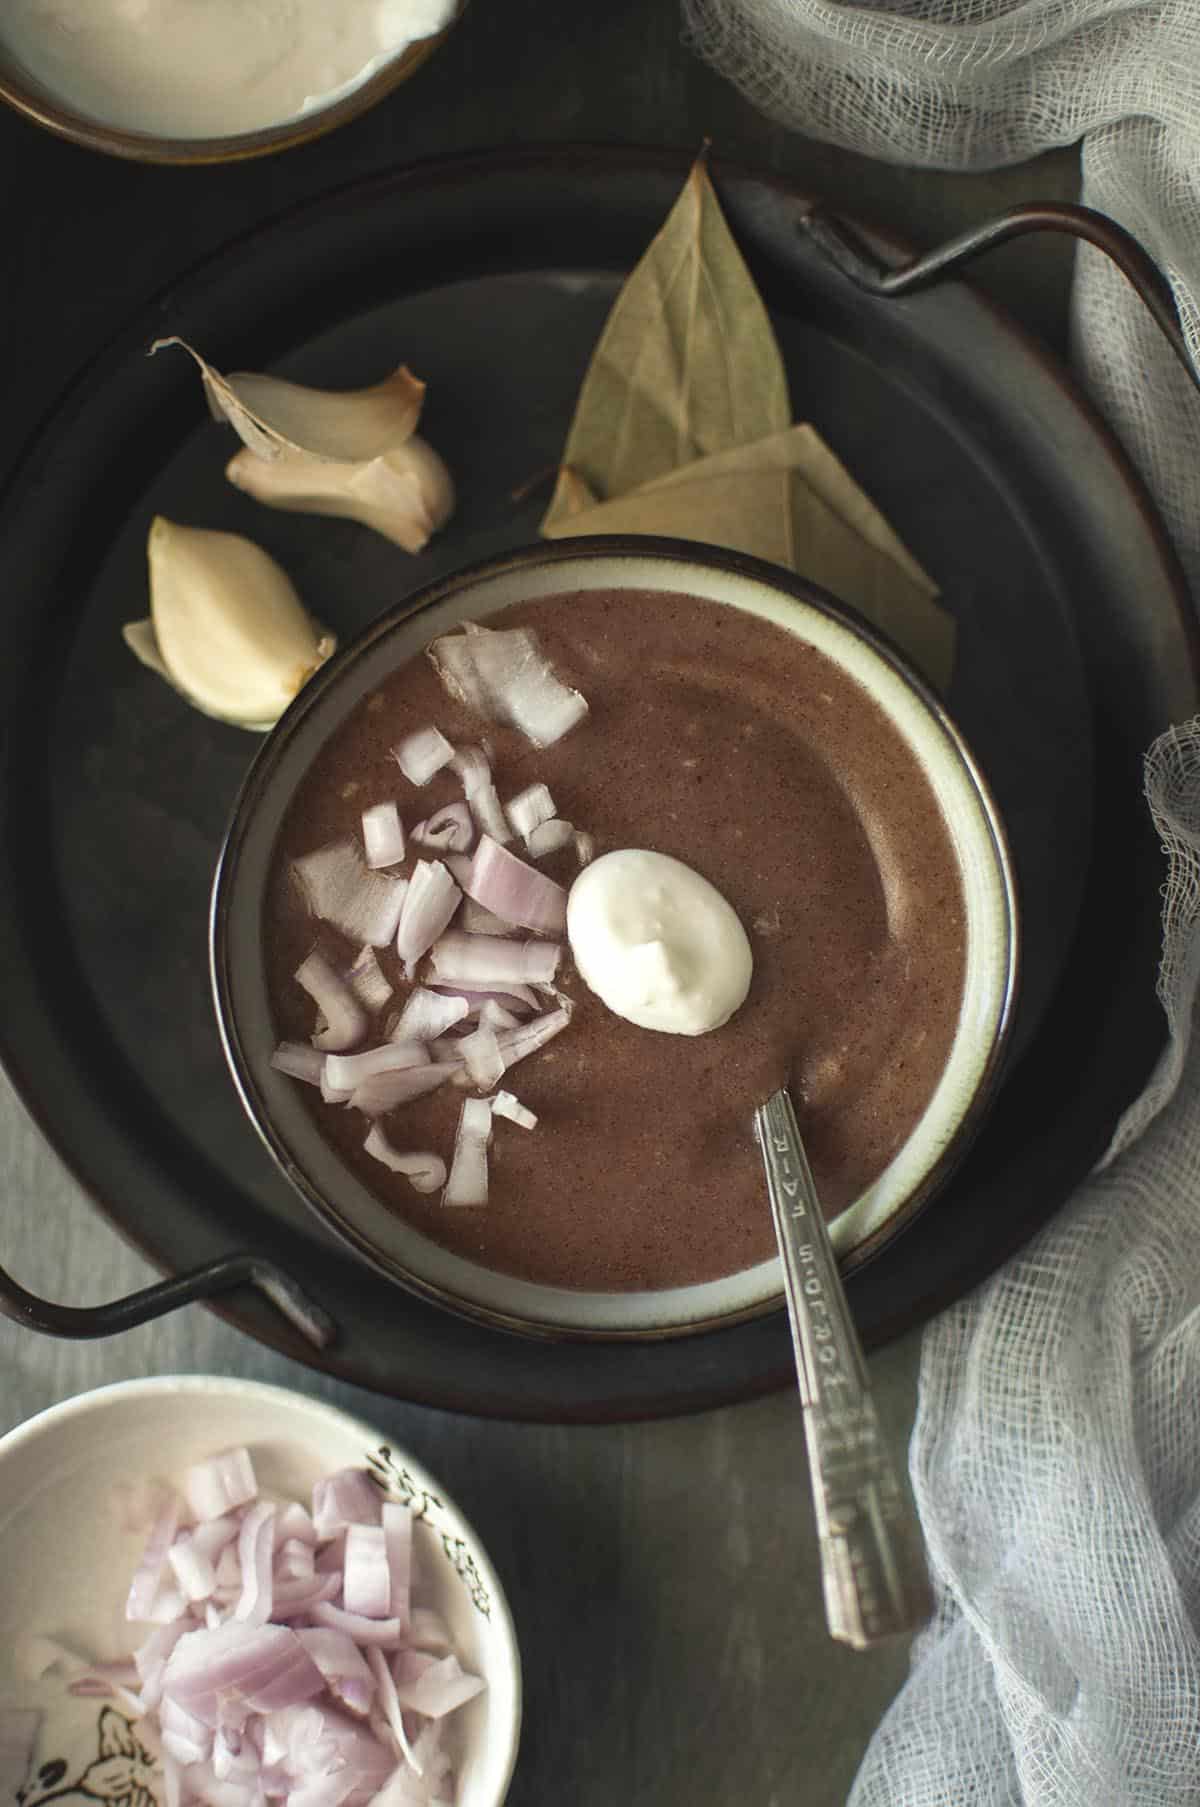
xmin=540 ymin=153 xmax=790 ymax=532
xmin=547 ymin=469 xmax=795 ymax=568
xmin=640 ymin=423 xmax=938 ymax=597
xmin=548 ymin=447 xmax=955 ymax=691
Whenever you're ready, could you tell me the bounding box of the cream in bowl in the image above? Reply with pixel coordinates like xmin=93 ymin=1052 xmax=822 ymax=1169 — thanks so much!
xmin=0 ymin=0 xmax=461 ymax=162
xmin=211 ymin=539 xmax=1018 ymax=1339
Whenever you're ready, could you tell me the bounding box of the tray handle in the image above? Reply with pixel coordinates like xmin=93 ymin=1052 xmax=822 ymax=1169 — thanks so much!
xmin=799 ymin=200 xmax=1199 ymax=396
xmin=0 ymin=1249 xmax=337 ymax=1347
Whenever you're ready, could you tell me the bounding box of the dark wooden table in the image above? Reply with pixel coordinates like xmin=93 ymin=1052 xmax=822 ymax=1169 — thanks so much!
xmin=0 ymin=2 xmax=1081 ymax=1798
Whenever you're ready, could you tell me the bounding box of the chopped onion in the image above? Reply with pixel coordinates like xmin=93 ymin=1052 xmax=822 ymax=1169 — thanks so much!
xmin=272 ymin=1705 xmax=394 ymax=1807
xmin=361 ymin=803 xmax=406 ymax=871
xmin=381 ymin=1505 xmax=413 ymax=1633
xmin=146 ymin=1582 xmax=190 ymax=1625
xmin=161 ymin=1754 xmax=183 ymax=1807
xmin=365 ymin=1758 xmax=428 ymax=1807
xmin=272 ymin=1573 xmax=342 ymax=1623
xmin=410 ymin=802 xmax=474 ymax=855
xmin=369 ymin=1724 xmax=452 ymax=1806
xmin=395 ymin=861 xmax=461 ymax=974
xmin=294 ymin=1628 xmax=375 ymax=1718
xmin=393 ymin=726 xmax=454 ymax=786
xmin=296 ymin=954 xmax=367 ymax=1054
xmin=490 ymin=1090 xmax=538 ymax=1130
xmin=270 ymin=1043 xmax=325 ymax=1086
xmin=465 ymin=835 xmax=567 ymax=934
xmin=390 ymin=1652 xmax=486 ymax=1720
xmin=186 ymin=1450 xmax=258 ymax=1523
xmin=505 ymin=782 xmax=556 ymax=840
xmin=212 ymin=1722 xmax=261 ymax=1784
xmin=162 ymin=1624 xmax=325 ymax=1725
xmin=431 ymin=981 xmax=539 ymax=1013
xmin=392 ymin=987 xmax=469 ymax=1042
xmin=215 ymin=1545 xmax=241 ymax=1589
xmin=428 ymin=622 xmax=589 ymax=747
xmin=160 ymin=1696 xmax=212 ymax=1766
xmin=321 ymin=1064 xmax=355 ymax=1105
xmin=365 ymin=1645 xmax=420 ymax=1773
xmin=126 ymin=1492 xmax=183 ymax=1621
xmin=311 ymin=1470 xmax=381 ymax=1539
xmin=137 ymin=1626 xmax=189 ymax=1713
xmin=168 ymin=1519 xmax=234 ymax=1603
xmin=310 ymin=1603 xmax=403 ymax=1649
xmin=115 ymin=1453 xmax=483 ymax=1807
xmin=479 ymin=999 xmax=521 ymax=1031
xmin=458 ymin=1024 xmax=505 ymax=1091
xmin=448 ymin=743 xmax=491 ymax=796
xmin=293 ymin=841 xmax=408 ymax=947
xmin=447 ymin=745 xmax=511 ymax=848
xmin=466 ymin=780 xmax=512 ymax=847
xmin=438 ymin=852 xmax=471 ymax=891
xmin=458 ymin=897 xmax=517 ymax=937
xmin=349 ymin=1065 xmax=451 ymax=1117
xmin=278 ymin=1538 xmax=316 ymax=1585
xmin=526 ymin=818 xmax=575 ymax=859
xmin=363 ymin=1126 xmax=446 ymax=1194
xmin=233 ymin=1503 xmax=275 ymax=1626
xmin=324 ymin=1042 xmax=429 ymax=1094
xmin=430 ymin=931 xmax=560 ymax=988
xmin=443 ymin=1097 xmax=492 ymax=1207
xmin=343 ymin=1525 xmax=391 ymax=1620
xmin=494 ymin=1008 xmax=572 ymax=1073
xmin=347 ymin=946 xmax=393 ymax=1013
xmin=277 ymin=1504 xmax=317 ymax=1547
xmin=408 ymin=1608 xmax=452 ymax=1654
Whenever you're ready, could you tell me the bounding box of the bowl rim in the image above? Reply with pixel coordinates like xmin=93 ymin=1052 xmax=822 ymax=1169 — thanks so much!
xmin=210 ymin=533 xmax=1020 ymax=1342
xmin=0 ymin=6 xmax=463 ymax=165
xmin=0 ymin=1373 xmax=523 ymax=1807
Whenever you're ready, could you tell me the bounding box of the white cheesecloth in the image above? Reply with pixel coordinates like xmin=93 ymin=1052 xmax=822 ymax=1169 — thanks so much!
xmin=680 ymin=4 xmax=1200 ymax=1801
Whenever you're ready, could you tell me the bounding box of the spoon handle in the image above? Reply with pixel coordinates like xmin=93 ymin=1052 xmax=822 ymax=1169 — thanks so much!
xmin=755 ymin=1088 xmax=933 ymax=1649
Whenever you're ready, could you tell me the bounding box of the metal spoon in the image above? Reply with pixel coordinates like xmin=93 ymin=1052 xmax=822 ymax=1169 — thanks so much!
xmin=755 ymin=1087 xmax=934 ymax=1649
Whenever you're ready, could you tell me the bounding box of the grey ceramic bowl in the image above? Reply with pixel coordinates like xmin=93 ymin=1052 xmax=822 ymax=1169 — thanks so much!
xmin=211 ymin=537 xmax=1019 ymax=1341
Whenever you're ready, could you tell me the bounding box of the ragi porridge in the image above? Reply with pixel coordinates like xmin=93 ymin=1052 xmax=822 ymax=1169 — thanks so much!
xmin=263 ymin=586 xmax=967 ymax=1292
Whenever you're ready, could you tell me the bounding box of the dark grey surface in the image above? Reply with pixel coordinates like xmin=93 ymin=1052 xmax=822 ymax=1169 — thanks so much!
xmin=0 ymin=0 xmax=1091 ymax=1797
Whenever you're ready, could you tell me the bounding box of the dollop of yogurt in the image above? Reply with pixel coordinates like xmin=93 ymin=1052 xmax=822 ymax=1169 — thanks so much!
xmin=567 ymin=849 xmax=753 ymax=1036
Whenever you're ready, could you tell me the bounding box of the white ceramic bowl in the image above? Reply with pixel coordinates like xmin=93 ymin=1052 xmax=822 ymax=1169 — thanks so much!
xmin=0 ymin=1376 xmax=521 ymax=1807
xmin=212 ymin=537 xmax=1018 ymax=1341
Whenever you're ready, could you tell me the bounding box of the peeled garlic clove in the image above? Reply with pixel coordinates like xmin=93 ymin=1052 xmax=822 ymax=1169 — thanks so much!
xmin=122 ymin=616 xmax=174 ymax=684
xmin=125 ymin=517 xmax=336 ymax=731
xmin=151 ymin=337 xmax=425 ymax=462
xmin=226 ymin=438 xmax=455 ymax=553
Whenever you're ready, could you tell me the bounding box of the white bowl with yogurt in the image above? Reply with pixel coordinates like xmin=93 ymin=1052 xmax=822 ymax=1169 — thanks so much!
xmin=0 ymin=0 xmax=463 ymax=162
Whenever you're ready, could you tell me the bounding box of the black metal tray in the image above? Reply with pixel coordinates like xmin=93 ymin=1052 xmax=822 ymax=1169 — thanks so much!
xmin=0 ymin=146 xmax=1193 ymax=1419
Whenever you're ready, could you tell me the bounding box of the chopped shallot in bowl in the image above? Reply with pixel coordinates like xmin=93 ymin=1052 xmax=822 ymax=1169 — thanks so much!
xmin=221 ymin=605 xmax=589 ymax=1246
xmin=0 ymin=1379 xmax=520 ymax=1807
